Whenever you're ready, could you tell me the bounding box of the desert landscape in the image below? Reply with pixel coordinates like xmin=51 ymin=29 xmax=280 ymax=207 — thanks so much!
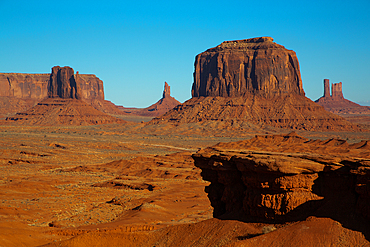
xmin=1 ymin=36 xmax=370 ymax=247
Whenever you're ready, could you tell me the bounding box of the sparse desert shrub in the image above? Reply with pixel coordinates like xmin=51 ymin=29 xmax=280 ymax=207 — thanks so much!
xmin=262 ymin=225 xmax=277 ymax=234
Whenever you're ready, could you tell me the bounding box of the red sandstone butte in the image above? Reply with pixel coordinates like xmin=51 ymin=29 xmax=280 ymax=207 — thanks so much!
xmin=192 ymin=37 xmax=304 ymax=98
xmin=0 ymin=70 xmax=104 ymax=101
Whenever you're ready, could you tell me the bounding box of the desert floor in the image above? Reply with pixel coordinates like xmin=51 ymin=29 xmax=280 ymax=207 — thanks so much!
xmin=1 ymin=120 xmax=370 ymax=246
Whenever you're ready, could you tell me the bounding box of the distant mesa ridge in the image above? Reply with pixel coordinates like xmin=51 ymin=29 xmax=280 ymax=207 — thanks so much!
xmin=0 ymin=67 xmax=104 ymax=100
xmin=4 ymin=66 xmax=124 ymax=125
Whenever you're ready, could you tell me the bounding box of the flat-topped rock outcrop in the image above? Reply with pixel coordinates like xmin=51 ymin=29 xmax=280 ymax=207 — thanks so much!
xmin=4 ymin=66 xmax=124 ymax=125
xmin=193 ymin=133 xmax=370 ymax=225
xmin=48 ymin=66 xmax=81 ymax=99
xmin=192 ymin=37 xmax=304 ymax=98
xmin=0 ymin=68 xmax=107 ymax=118
xmin=0 ymin=70 xmax=104 ymax=100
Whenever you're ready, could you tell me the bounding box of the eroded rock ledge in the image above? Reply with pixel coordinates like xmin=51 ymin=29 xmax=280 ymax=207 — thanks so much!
xmin=193 ymin=133 xmax=370 ymax=225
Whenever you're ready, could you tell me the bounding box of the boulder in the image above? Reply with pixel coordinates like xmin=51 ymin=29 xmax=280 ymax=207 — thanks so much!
xmin=192 ymin=37 xmax=304 ymax=98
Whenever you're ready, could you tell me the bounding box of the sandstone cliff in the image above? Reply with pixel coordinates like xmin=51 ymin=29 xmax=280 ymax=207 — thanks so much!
xmin=192 ymin=37 xmax=304 ymax=98
xmin=48 ymin=66 xmax=81 ymax=99
xmin=4 ymin=66 xmax=124 ymax=125
xmin=193 ymin=133 xmax=370 ymax=227
xmin=0 ymin=70 xmax=104 ymax=100
xmin=0 ymin=67 xmax=106 ymax=118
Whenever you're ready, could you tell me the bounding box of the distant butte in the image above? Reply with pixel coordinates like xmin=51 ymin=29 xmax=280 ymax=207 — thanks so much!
xmin=119 ymin=82 xmax=181 ymax=117
xmin=5 ymin=66 xmax=124 ymax=125
xmin=0 ymin=67 xmax=107 ymax=118
xmin=150 ymin=37 xmax=358 ymax=131
xmin=315 ymin=79 xmax=370 ymax=115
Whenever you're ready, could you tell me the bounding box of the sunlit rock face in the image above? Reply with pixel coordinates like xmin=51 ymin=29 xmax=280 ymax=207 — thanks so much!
xmin=0 ymin=68 xmax=104 ymax=100
xmin=192 ymin=37 xmax=305 ymax=98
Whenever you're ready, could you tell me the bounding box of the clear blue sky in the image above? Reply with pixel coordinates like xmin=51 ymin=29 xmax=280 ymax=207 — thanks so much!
xmin=1 ymin=0 xmax=369 ymax=107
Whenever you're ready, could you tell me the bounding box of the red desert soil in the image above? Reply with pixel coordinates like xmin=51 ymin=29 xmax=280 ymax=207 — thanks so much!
xmin=0 ymin=123 xmax=370 ymax=246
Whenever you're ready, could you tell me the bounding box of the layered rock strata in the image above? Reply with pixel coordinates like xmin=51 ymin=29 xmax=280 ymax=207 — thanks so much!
xmin=193 ymin=133 xmax=370 ymax=224
xmin=0 ymin=70 xmax=104 ymax=100
xmin=48 ymin=66 xmax=81 ymax=99
xmin=0 ymin=68 xmax=106 ymax=118
xmin=6 ymin=98 xmax=125 ymax=125
xmin=4 ymin=66 xmax=124 ymax=125
xmin=150 ymin=94 xmax=358 ymax=131
xmin=192 ymin=37 xmax=304 ymax=98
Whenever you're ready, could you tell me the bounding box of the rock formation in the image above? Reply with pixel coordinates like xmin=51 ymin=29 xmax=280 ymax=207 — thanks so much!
xmin=316 ymin=79 xmax=370 ymax=115
xmin=120 ymin=82 xmax=181 ymax=117
xmin=192 ymin=37 xmax=304 ymax=98
xmin=149 ymin=37 xmax=358 ymax=131
xmin=0 ymin=70 xmax=104 ymax=100
xmin=163 ymin=81 xmax=171 ymax=98
xmin=48 ymin=66 xmax=81 ymax=99
xmin=5 ymin=66 xmax=124 ymax=125
xmin=193 ymin=132 xmax=370 ymax=225
xmin=0 ymin=69 xmax=106 ymax=118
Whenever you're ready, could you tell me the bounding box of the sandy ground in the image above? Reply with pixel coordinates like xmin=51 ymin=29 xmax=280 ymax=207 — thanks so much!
xmin=1 ymin=122 xmax=370 ymax=246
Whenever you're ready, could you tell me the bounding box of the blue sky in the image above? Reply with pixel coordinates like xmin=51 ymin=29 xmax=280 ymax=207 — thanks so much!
xmin=1 ymin=0 xmax=369 ymax=107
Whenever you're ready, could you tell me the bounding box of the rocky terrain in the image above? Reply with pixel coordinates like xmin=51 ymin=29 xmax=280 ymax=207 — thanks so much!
xmin=193 ymin=132 xmax=370 ymax=224
xmin=1 ymin=124 xmax=369 ymax=247
xmin=0 ymin=69 xmax=104 ymax=100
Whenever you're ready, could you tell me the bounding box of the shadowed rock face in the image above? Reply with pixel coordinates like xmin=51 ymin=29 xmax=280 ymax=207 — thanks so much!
xmin=48 ymin=66 xmax=80 ymax=99
xmin=193 ymin=133 xmax=370 ymax=225
xmin=192 ymin=37 xmax=304 ymax=98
